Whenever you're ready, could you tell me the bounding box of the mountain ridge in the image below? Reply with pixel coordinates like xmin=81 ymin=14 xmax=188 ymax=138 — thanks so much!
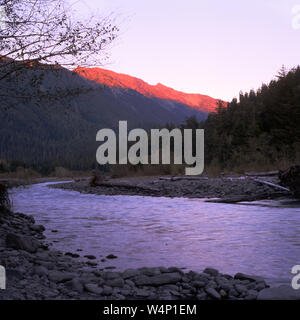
xmin=74 ymin=67 xmax=225 ymax=113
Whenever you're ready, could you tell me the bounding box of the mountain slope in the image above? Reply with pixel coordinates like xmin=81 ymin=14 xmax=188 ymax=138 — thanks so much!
xmin=75 ymin=67 xmax=222 ymax=113
xmin=0 ymin=63 xmax=221 ymax=170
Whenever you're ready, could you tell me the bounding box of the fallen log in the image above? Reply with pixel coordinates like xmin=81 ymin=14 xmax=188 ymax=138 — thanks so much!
xmin=245 ymin=171 xmax=279 ymax=177
xmin=253 ymin=179 xmax=290 ymax=192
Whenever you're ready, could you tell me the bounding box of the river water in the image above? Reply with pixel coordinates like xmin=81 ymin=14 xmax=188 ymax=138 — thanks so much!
xmin=10 ymin=182 xmax=300 ymax=286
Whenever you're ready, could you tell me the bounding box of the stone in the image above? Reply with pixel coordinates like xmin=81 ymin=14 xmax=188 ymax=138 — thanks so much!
xmin=65 ymin=278 xmax=84 ymax=293
xmin=196 ymin=292 xmax=207 ymax=300
xmin=84 ymin=283 xmax=103 ymax=295
xmin=6 ymin=233 xmax=39 ymax=253
xmin=48 ymin=271 xmax=75 ymax=283
xmin=65 ymin=252 xmax=80 ymax=258
xmin=84 ymin=255 xmax=96 ymax=260
xmin=102 ymin=286 xmax=113 ymax=295
xmin=234 ymin=272 xmax=265 ymax=283
xmin=234 ymin=284 xmax=248 ymax=294
xmin=205 ymin=287 xmax=221 ymax=300
xmin=122 ymin=269 xmax=141 ymax=279
xmin=106 ymin=278 xmax=124 ymax=288
xmin=139 ymin=267 xmax=161 ymax=276
xmin=255 ymin=282 xmax=267 ymax=291
xmin=135 ymin=289 xmax=151 ymax=297
xmin=133 ymin=272 xmax=182 ymax=286
xmin=106 ymin=254 xmax=118 ymax=259
xmin=86 ymin=261 xmax=97 ymax=266
xmin=34 ymin=266 xmax=49 ymax=277
xmin=102 ymin=272 xmax=122 ymax=280
xmin=30 ymin=224 xmax=45 ymax=232
xmin=191 ymin=280 xmax=206 ymax=288
xmin=219 ymin=289 xmax=227 ymax=298
xmin=257 ymin=285 xmax=300 ymax=300
xmin=203 ymin=267 xmax=219 ymax=277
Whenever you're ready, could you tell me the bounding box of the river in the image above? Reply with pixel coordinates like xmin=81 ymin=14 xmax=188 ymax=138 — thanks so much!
xmin=10 ymin=182 xmax=300 ymax=286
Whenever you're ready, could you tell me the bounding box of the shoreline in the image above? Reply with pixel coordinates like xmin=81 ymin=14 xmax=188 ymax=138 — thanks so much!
xmin=1 ymin=188 xmax=299 ymax=299
xmin=0 ymin=207 xmax=273 ymax=300
xmin=50 ymin=175 xmax=291 ymax=202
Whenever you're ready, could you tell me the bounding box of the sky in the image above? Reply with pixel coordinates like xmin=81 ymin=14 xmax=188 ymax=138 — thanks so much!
xmin=68 ymin=0 xmax=300 ymax=101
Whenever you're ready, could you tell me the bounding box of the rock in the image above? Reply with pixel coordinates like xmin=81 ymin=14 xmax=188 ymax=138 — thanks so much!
xmin=203 ymin=268 xmax=219 ymax=277
xmin=102 ymin=286 xmax=113 ymax=295
xmin=228 ymin=288 xmax=239 ymax=297
xmin=48 ymin=271 xmax=75 ymax=283
xmin=84 ymin=255 xmax=96 ymax=260
xmin=6 ymin=233 xmax=39 ymax=253
xmin=6 ymin=269 xmax=24 ymax=280
xmin=65 ymin=278 xmax=84 ymax=293
xmin=106 ymin=254 xmax=118 ymax=259
xmin=30 ymin=224 xmax=45 ymax=232
xmin=133 ymin=272 xmax=182 ymax=286
xmin=205 ymin=287 xmax=221 ymax=300
xmin=122 ymin=269 xmax=141 ymax=279
xmin=106 ymin=278 xmax=124 ymax=288
xmin=257 ymin=285 xmax=300 ymax=300
xmin=219 ymin=289 xmax=227 ymax=298
xmin=135 ymin=289 xmax=151 ymax=297
xmin=65 ymin=252 xmax=80 ymax=258
xmin=255 ymin=282 xmax=267 ymax=291
xmin=234 ymin=272 xmax=265 ymax=283
xmin=86 ymin=261 xmax=97 ymax=266
xmin=139 ymin=267 xmax=161 ymax=276
xmin=234 ymin=284 xmax=248 ymax=294
xmin=102 ymin=272 xmax=122 ymax=280
xmin=167 ymin=267 xmax=184 ymax=274
xmin=34 ymin=266 xmax=49 ymax=277
xmin=196 ymin=292 xmax=207 ymax=300
xmin=191 ymin=280 xmax=206 ymax=288
xmin=84 ymin=283 xmax=103 ymax=295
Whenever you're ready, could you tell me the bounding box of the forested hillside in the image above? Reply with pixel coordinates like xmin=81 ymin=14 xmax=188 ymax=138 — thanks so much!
xmin=184 ymin=66 xmax=300 ymax=172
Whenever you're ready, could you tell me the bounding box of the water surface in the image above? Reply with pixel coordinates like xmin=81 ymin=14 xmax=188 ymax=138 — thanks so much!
xmin=10 ymin=182 xmax=300 ymax=286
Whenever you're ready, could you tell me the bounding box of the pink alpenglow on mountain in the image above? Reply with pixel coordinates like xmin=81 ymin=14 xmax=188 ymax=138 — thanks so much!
xmin=74 ymin=67 xmax=225 ymax=113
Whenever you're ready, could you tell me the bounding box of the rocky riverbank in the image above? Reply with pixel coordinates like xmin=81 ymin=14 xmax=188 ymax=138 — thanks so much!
xmin=1 ymin=206 xmax=299 ymax=300
xmin=51 ymin=175 xmax=290 ymax=202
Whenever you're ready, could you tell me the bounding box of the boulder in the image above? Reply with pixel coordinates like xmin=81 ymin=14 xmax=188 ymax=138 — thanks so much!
xmin=84 ymin=283 xmax=103 ymax=295
xmin=6 ymin=233 xmax=39 ymax=253
xmin=205 ymin=287 xmax=221 ymax=300
xmin=203 ymin=267 xmax=219 ymax=277
xmin=257 ymin=285 xmax=300 ymax=300
xmin=48 ymin=271 xmax=75 ymax=283
xmin=234 ymin=272 xmax=265 ymax=283
xmin=133 ymin=272 xmax=182 ymax=286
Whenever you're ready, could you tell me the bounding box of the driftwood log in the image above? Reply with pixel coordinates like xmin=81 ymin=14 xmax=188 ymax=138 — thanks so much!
xmin=245 ymin=171 xmax=279 ymax=177
xmin=279 ymin=165 xmax=300 ymax=197
xmin=89 ymin=171 xmax=159 ymax=193
xmin=253 ymin=179 xmax=290 ymax=192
